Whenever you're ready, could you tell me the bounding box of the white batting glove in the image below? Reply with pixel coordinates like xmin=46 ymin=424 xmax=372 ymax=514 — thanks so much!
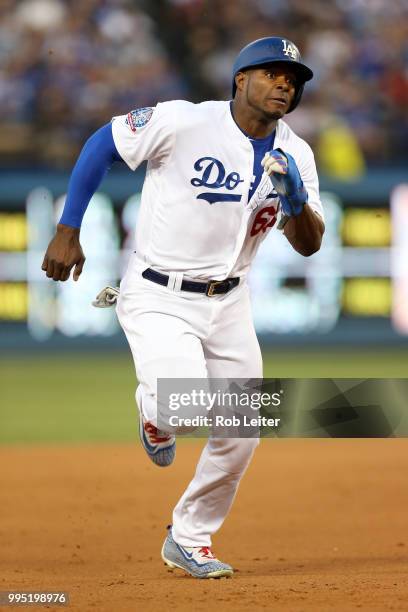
xmin=261 ymin=151 xmax=288 ymax=176
xmin=92 ymin=286 xmax=120 ymax=308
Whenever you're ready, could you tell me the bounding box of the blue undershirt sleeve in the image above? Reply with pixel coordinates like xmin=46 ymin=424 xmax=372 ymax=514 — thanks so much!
xmin=59 ymin=123 xmax=124 ymax=228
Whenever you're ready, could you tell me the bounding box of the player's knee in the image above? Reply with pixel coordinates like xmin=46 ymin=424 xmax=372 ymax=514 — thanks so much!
xmin=208 ymin=437 xmax=259 ymax=474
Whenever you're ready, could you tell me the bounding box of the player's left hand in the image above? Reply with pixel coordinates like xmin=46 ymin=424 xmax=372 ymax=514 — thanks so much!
xmin=261 ymin=149 xmax=308 ymax=217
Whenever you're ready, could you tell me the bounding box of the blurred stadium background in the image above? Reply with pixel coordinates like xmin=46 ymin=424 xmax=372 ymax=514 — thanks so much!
xmin=1 ymin=0 xmax=407 ymax=444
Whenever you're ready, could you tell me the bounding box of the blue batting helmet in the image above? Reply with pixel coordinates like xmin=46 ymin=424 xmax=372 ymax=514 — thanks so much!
xmin=232 ymin=37 xmax=313 ymax=112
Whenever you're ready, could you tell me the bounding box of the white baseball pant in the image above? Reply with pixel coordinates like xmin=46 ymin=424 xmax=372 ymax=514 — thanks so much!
xmin=116 ymin=258 xmax=262 ymax=547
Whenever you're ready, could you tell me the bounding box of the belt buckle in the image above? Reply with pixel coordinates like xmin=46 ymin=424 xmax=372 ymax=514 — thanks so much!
xmin=206 ymin=280 xmax=224 ymax=297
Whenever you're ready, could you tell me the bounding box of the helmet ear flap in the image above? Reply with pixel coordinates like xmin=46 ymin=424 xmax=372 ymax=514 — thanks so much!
xmin=288 ymin=83 xmax=304 ymax=113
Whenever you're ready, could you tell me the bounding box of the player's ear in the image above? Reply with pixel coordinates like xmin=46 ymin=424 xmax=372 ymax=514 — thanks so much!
xmin=235 ymin=71 xmax=247 ymax=94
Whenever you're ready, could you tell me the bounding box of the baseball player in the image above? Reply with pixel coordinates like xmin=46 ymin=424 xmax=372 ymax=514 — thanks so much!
xmin=42 ymin=37 xmax=324 ymax=579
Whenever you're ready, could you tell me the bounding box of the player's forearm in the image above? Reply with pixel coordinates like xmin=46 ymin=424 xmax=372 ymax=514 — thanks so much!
xmin=59 ymin=123 xmax=123 ymax=228
xmin=283 ymin=204 xmax=324 ymax=256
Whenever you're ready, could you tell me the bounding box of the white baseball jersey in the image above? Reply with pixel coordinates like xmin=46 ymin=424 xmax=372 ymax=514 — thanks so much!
xmin=112 ymin=100 xmax=323 ymax=281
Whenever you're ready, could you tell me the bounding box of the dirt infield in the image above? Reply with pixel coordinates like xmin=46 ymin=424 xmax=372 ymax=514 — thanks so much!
xmin=1 ymin=440 xmax=408 ymax=612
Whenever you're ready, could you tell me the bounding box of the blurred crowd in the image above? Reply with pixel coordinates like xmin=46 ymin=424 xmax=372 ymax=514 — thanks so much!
xmin=1 ymin=0 xmax=407 ymax=175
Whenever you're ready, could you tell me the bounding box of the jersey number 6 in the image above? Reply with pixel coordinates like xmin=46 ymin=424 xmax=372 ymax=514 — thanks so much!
xmin=250 ymin=206 xmax=277 ymax=237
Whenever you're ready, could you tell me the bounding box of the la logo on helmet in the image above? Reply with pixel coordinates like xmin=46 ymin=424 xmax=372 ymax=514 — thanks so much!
xmin=282 ymin=39 xmax=298 ymax=60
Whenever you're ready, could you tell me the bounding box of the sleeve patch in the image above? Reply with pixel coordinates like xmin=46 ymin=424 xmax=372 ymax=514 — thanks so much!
xmin=126 ymin=107 xmax=154 ymax=132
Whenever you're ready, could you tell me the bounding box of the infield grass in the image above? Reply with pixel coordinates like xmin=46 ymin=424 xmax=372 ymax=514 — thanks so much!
xmin=1 ymin=348 xmax=407 ymax=444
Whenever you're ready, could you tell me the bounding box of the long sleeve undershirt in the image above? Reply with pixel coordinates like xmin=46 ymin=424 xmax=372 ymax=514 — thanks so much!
xmin=59 ymin=123 xmax=123 ymax=228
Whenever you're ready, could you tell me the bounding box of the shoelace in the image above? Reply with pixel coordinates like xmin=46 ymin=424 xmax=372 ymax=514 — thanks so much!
xmin=144 ymin=421 xmax=172 ymax=444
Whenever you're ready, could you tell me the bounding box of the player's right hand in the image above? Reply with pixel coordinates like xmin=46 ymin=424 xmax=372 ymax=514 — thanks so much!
xmin=41 ymin=224 xmax=86 ymax=282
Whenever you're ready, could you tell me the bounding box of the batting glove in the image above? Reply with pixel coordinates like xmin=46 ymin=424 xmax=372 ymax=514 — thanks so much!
xmin=262 ymin=149 xmax=308 ymax=217
xmin=92 ymin=286 xmax=119 ymax=308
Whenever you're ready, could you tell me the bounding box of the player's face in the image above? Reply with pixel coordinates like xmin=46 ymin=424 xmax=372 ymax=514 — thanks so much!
xmin=241 ymin=64 xmax=297 ymax=120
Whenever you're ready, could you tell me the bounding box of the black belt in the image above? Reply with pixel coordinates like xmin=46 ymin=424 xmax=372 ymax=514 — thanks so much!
xmin=142 ymin=268 xmax=240 ymax=297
